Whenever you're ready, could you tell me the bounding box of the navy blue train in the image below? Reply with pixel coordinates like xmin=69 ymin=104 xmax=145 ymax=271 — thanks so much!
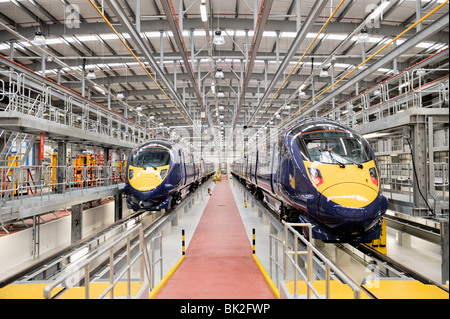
xmin=231 ymin=117 xmax=387 ymax=242
xmin=124 ymin=138 xmax=214 ymax=211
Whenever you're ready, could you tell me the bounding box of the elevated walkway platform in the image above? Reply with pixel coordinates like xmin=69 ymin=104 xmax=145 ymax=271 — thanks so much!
xmin=362 ymin=279 xmax=449 ymax=299
xmin=1 ymin=183 xmax=124 ymax=224
xmin=153 ymin=181 xmax=276 ymax=299
xmin=0 ymin=281 xmax=146 ymax=299
xmin=279 ymin=279 xmax=448 ymax=299
xmin=280 ymin=280 xmax=372 ymax=299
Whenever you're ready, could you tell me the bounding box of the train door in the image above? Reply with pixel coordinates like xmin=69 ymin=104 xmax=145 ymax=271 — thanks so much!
xmin=249 ymin=155 xmax=253 ymax=183
xmin=179 ymin=150 xmax=186 ymax=185
xmin=245 ymin=156 xmax=249 ymax=178
xmin=271 ymin=142 xmax=278 ymax=193
xmin=192 ymin=155 xmax=196 ymax=180
xmin=255 ymin=150 xmax=259 ymax=185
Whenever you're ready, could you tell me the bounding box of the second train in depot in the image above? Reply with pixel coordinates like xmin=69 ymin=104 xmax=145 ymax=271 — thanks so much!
xmin=231 ymin=117 xmax=387 ymax=242
xmin=124 ymin=138 xmax=214 ymax=211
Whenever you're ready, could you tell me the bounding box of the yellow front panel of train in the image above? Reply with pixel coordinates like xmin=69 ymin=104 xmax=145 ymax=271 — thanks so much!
xmin=304 ymin=160 xmax=380 ymax=208
xmin=129 ymin=165 xmax=169 ymax=191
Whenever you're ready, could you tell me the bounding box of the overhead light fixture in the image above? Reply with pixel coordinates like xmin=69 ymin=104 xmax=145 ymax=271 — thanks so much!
xmin=298 ymin=90 xmax=306 ymax=97
xmin=275 ymin=114 xmax=281 ymax=119
xmin=200 ymin=3 xmax=207 ymax=22
xmin=218 ymin=105 xmax=224 ymax=111
xmin=219 ymin=115 xmax=224 ymax=119
xmin=213 ymin=30 xmax=225 ymax=45
xmin=217 ymin=90 xmax=225 ymax=98
xmin=86 ymin=69 xmax=96 ymax=80
xmin=319 ymin=68 xmax=329 ymax=77
xmin=136 ymin=106 xmax=142 ymax=111
xmin=33 ymin=30 xmax=46 ymax=46
xmin=117 ymin=92 xmax=125 ymax=99
xmin=149 ymin=115 xmax=155 ymax=120
xmin=215 ymin=68 xmax=224 ymax=79
xmin=374 ymin=89 xmax=381 ymax=96
xmin=357 ymin=29 xmax=369 ymax=43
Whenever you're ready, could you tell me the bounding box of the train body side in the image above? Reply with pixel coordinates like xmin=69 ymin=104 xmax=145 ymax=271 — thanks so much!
xmin=231 ymin=118 xmax=387 ymax=242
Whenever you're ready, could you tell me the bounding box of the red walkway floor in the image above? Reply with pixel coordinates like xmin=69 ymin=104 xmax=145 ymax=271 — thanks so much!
xmin=155 ymin=181 xmax=276 ymax=299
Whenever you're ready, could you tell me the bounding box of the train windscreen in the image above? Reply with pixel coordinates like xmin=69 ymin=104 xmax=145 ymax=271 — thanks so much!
xmin=131 ymin=147 xmax=171 ymax=168
xmin=296 ymin=130 xmax=372 ymax=164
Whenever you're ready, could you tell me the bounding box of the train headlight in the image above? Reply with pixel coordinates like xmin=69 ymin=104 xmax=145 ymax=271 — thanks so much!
xmin=369 ymin=167 xmax=378 ymax=186
xmin=308 ymin=168 xmax=324 ymax=187
xmin=129 ymin=169 xmax=134 ymax=180
xmin=160 ymin=169 xmax=168 ymax=180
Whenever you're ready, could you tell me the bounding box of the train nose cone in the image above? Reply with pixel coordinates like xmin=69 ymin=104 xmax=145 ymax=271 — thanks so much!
xmin=321 ymin=183 xmax=378 ymax=209
xmin=318 ymin=183 xmax=383 ymax=237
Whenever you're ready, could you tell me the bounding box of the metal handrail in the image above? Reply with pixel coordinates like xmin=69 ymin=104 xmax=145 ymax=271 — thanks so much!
xmin=0 ymin=68 xmax=154 ymax=146
xmin=150 ymin=234 xmax=163 ymax=290
xmin=43 ymin=223 xmax=151 ymax=299
xmin=282 ymin=222 xmax=361 ymax=299
xmin=269 ymin=234 xmax=285 ymax=290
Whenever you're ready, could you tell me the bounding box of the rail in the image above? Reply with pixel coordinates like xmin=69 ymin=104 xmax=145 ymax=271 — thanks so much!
xmin=1 ymin=164 xmax=123 ymax=202
xmin=321 ymin=50 xmax=449 ymax=130
xmin=150 ymin=234 xmax=164 ymax=290
xmin=281 ymin=222 xmax=361 ymax=299
xmin=0 ymin=64 xmax=155 ymax=147
xmin=43 ymin=223 xmax=151 ymax=299
xmin=379 ymin=162 xmax=449 ymax=209
xmin=0 ymin=164 xmax=124 ymax=223
xmin=269 ymin=234 xmax=285 ymax=290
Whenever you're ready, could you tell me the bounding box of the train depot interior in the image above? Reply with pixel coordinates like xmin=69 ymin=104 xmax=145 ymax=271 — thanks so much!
xmin=0 ymin=0 xmax=448 ymax=304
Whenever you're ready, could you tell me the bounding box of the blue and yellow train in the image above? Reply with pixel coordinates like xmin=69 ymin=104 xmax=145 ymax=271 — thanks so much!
xmin=231 ymin=118 xmax=387 ymax=242
xmin=124 ymin=138 xmax=214 ymax=211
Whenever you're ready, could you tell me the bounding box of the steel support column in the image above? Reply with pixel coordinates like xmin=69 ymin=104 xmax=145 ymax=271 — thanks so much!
xmin=160 ymin=0 xmax=208 ymax=128
xmin=245 ymin=0 xmax=328 ymax=127
xmin=71 ymin=203 xmax=83 ymax=243
xmin=411 ymin=115 xmax=429 ymax=216
xmin=442 ymin=221 xmax=449 ymax=285
xmin=57 ymin=140 xmax=66 ymax=194
xmin=102 ymin=0 xmax=199 ymax=135
xmin=232 ymin=0 xmax=275 ymax=130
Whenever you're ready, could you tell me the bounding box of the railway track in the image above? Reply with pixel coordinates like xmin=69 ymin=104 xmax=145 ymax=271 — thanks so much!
xmin=0 ymin=179 xmax=211 ymax=291
xmin=233 ymin=175 xmax=448 ymax=298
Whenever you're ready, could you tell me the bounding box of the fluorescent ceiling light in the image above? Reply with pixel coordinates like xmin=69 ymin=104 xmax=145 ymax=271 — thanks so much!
xmin=200 ymin=4 xmax=207 ymax=22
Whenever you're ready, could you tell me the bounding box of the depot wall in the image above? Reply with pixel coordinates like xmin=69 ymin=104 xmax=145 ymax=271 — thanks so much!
xmin=0 ymin=200 xmax=123 ymax=277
